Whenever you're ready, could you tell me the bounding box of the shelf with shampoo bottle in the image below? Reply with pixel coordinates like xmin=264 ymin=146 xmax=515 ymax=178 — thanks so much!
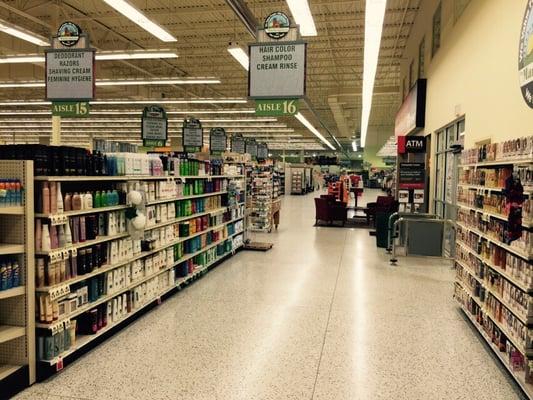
xmin=35 ymin=226 xmax=244 ymax=329
xmin=39 ymin=241 xmax=243 ymax=367
xmin=35 ymin=215 xmax=244 ymax=295
xmin=145 ymin=190 xmax=228 ymax=206
xmin=34 ymin=174 xmax=245 ymax=182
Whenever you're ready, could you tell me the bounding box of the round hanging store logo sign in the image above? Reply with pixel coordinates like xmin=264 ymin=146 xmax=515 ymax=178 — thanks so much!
xmin=57 ymin=21 xmax=81 ymax=47
xmin=519 ymin=0 xmax=533 ymax=108
xmin=264 ymin=12 xmax=290 ymax=39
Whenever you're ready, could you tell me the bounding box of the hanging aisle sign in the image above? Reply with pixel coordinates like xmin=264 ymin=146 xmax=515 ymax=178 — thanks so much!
xmin=257 ymin=142 xmax=269 ymax=159
xmin=182 ymin=118 xmax=203 ymax=152
xmin=45 ymin=22 xmax=95 ymax=102
xmin=209 ymin=127 xmax=227 ymax=155
xmin=519 ymin=0 xmax=533 ymax=108
xmin=255 ymin=98 xmax=298 ymax=116
xmin=246 ymin=139 xmax=258 ymax=158
xmin=141 ymin=105 xmax=168 ymax=147
xmin=231 ymin=134 xmax=246 ymax=154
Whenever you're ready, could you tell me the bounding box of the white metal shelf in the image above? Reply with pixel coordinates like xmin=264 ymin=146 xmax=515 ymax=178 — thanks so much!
xmin=35 ymin=204 xmax=128 ymax=219
xmin=0 ymin=286 xmax=25 ymax=300
xmin=36 ymin=226 xmax=244 ymax=328
xmin=0 ymin=206 xmax=24 ymax=215
xmin=35 ymin=232 xmax=130 ymax=256
xmin=34 ymin=174 xmax=245 ymax=182
xmin=460 ymin=158 xmax=533 ymax=167
xmin=0 ymin=364 xmax=22 ymax=381
xmin=145 ymin=190 xmax=228 ymax=206
xmin=0 ymin=244 xmax=24 ymax=255
xmin=0 ymin=326 xmax=25 ymax=344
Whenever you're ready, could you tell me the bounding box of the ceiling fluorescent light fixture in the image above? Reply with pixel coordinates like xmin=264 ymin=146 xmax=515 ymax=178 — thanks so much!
xmin=0 ymin=55 xmax=45 ymax=64
xmin=286 ymin=0 xmax=317 ymax=36
xmin=0 ymin=18 xmax=50 ymax=46
xmin=95 ymin=50 xmax=178 ymax=60
xmin=227 ymin=42 xmax=249 ymax=71
xmin=352 ymin=140 xmax=358 ymax=152
xmin=294 ymin=112 xmax=335 ymax=150
xmin=96 ymin=77 xmax=220 ymax=86
xmin=102 ymin=0 xmax=177 ymax=42
xmin=360 ymin=0 xmax=387 ymax=148
xmin=0 ymin=98 xmax=246 ymax=106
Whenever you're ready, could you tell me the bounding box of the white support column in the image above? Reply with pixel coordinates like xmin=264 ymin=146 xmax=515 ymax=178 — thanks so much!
xmin=51 ymin=115 xmax=61 ymax=145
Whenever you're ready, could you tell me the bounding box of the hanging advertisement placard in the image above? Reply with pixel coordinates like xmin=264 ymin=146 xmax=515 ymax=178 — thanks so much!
xmin=519 ymin=0 xmax=533 ymax=108
xmin=394 ymin=79 xmax=426 ymax=136
xmin=257 ymin=142 xmax=269 ymax=159
xmin=231 ymin=134 xmax=246 ymax=154
xmin=182 ymin=118 xmax=203 ymax=152
xmin=246 ymin=139 xmax=258 ymax=158
xmin=398 ymin=162 xmax=426 ymax=189
xmin=209 ymin=127 xmax=227 ymax=155
xmin=248 ymin=41 xmax=307 ymax=99
xmin=141 ymin=105 xmax=167 ymax=147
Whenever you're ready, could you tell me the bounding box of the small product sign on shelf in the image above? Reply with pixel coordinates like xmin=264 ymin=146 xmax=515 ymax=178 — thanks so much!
xmin=257 ymin=142 xmax=269 ymax=159
xmin=246 ymin=139 xmax=258 ymax=158
xmin=141 ymin=105 xmax=168 ymax=147
xmin=231 ymin=134 xmax=246 ymax=154
xmin=209 ymin=127 xmax=227 ymax=155
xmin=255 ymin=98 xmax=298 ymax=116
xmin=182 ymin=117 xmax=203 ymax=152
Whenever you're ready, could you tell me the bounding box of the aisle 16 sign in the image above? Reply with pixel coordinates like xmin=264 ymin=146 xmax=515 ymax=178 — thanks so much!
xmin=255 ymin=98 xmax=298 ymax=116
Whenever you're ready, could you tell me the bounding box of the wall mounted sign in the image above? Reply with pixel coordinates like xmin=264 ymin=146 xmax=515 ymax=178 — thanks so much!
xmin=519 ymin=0 xmax=533 ymax=108
xmin=264 ymin=12 xmax=290 ymax=40
xmin=255 ymin=98 xmax=299 ymax=116
xmin=182 ymin=117 xmax=203 ymax=152
xmin=246 ymin=139 xmax=258 ymax=158
xmin=209 ymin=127 xmax=227 ymax=155
xmin=51 ymin=101 xmax=90 ymax=117
xmin=57 ymin=22 xmax=81 ymax=47
xmin=257 ymin=142 xmax=269 ymax=159
xmin=394 ymin=79 xmax=427 ymax=136
xmin=248 ymin=42 xmax=307 ymax=99
xmin=397 ymin=136 xmax=426 ymax=154
xmin=231 ymin=134 xmax=246 ymax=154
xmin=142 ymin=105 xmax=167 ymax=147
xmin=398 ymin=162 xmax=426 ymax=189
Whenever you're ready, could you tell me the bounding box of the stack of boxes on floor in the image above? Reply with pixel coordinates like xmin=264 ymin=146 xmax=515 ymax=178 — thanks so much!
xmin=0 ymin=144 xmax=246 ymax=367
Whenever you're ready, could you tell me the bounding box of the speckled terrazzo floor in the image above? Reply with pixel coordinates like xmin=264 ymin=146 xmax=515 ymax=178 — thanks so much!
xmin=14 ymin=189 xmax=525 ymax=400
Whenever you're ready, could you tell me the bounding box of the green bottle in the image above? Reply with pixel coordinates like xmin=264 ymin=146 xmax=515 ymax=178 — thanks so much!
xmin=94 ymin=191 xmax=101 ymax=208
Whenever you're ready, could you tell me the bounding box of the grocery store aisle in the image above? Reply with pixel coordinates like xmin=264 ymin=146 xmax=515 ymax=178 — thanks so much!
xmin=16 ymin=191 xmax=523 ymax=400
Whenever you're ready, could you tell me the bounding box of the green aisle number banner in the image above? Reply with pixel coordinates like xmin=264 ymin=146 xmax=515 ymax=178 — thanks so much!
xmin=255 ymin=98 xmax=298 ymax=116
xmin=51 ymin=101 xmax=90 ymax=117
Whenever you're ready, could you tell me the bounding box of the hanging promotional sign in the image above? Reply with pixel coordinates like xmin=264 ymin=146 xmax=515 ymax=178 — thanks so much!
xmin=182 ymin=117 xmax=203 ymax=152
xmin=394 ymin=79 xmax=426 ymax=136
xmin=398 ymin=163 xmax=426 ymax=189
xmin=231 ymin=134 xmax=246 ymax=154
xmin=264 ymin=12 xmax=291 ymax=40
xmin=519 ymin=0 xmax=533 ymax=108
xmin=257 ymin=142 xmax=269 ymax=159
xmin=46 ymin=23 xmax=95 ymax=103
xmin=246 ymin=139 xmax=258 ymax=158
xmin=209 ymin=127 xmax=227 ymax=155
xmin=249 ymin=42 xmax=307 ymax=99
xmin=141 ymin=105 xmax=168 ymax=147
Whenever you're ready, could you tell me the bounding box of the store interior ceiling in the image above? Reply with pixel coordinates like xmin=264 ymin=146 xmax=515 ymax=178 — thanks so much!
xmin=0 ymin=0 xmax=419 ymax=154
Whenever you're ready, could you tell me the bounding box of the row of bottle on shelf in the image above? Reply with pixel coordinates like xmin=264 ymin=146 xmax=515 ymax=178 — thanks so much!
xmin=455 ymin=248 xmax=530 ymax=318
xmin=454 ymin=285 xmax=532 ymax=382
xmin=461 ymin=135 xmax=533 ymax=164
xmin=0 ymin=178 xmax=23 ymax=207
xmin=0 ymin=256 xmax=21 ymax=291
xmin=35 ymin=212 xmax=244 ymax=289
xmin=457 ymin=214 xmax=531 ymax=256
xmin=0 ymin=144 xmax=237 ymax=177
xmin=36 ymin=239 xmax=239 ymax=362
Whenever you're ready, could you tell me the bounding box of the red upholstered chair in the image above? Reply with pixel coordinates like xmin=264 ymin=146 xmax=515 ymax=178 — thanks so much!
xmin=314 ymin=197 xmax=347 ymax=226
xmin=365 ymin=196 xmax=398 ymax=225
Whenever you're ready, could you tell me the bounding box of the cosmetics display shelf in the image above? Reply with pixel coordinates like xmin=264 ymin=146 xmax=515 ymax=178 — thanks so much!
xmin=40 ymin=241 xmax=243 ymax=367
xmin=0 ymin=286 xmax=25 ymax=300
xmin=456 ymin=221 xmax=532 ymax=261
xmin=456 ymin=240 xmax=532 ymax=294
xmin=34 ymin=175 xmax=245 ymax=182
xmin=0 ymin=160 xmax=36 ymax=389
xmin=35 ymin=218 xmax=244 ymax=329
xmin=0 ymin=206 xmax=25 ymax=215
xmin=457 ymin=183 xmax=533 ymax=195
xmin=35 ymin=211 xmax=239 ymax=294
xmin=0 ymin=243 xmax=25 ymax=255
xmin=0 ymin=326 xmax=26 ymax=344
xmin=456 ymin=299 xmax=533 ymax=399
xmin=460 ymin=158 xmax=533 ymax=168
xmin=455 ymin=278 xmax=528 ymax=355
xmin=457 ymin=202 xmax=533 ymax=229
xmin=250 ymin=167 xmax=274 ymax=232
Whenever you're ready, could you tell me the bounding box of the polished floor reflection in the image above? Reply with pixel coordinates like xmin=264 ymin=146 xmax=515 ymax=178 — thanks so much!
xmin=16 ymin=190 xmax=524 ymax=399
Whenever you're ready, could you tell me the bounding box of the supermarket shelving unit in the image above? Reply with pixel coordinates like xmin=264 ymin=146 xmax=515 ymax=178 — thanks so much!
xmin=291 ymin=170 xmax=303 ymax=195
xmin=33 ymin=169 xmax=246 ymax=380
xmin=0 ymin=161 xmax=35 ymax=398
xmin=249 ymin=166 xmax=273 ymax=232
xmin=453 ymin=149 xmax=533 ymax=398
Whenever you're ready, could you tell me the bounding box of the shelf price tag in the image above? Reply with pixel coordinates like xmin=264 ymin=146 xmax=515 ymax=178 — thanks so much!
xmin=50 ymin=284 xmax=70 ymax=302
xmin=56 ymin=356 xmax=64 ymax=371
